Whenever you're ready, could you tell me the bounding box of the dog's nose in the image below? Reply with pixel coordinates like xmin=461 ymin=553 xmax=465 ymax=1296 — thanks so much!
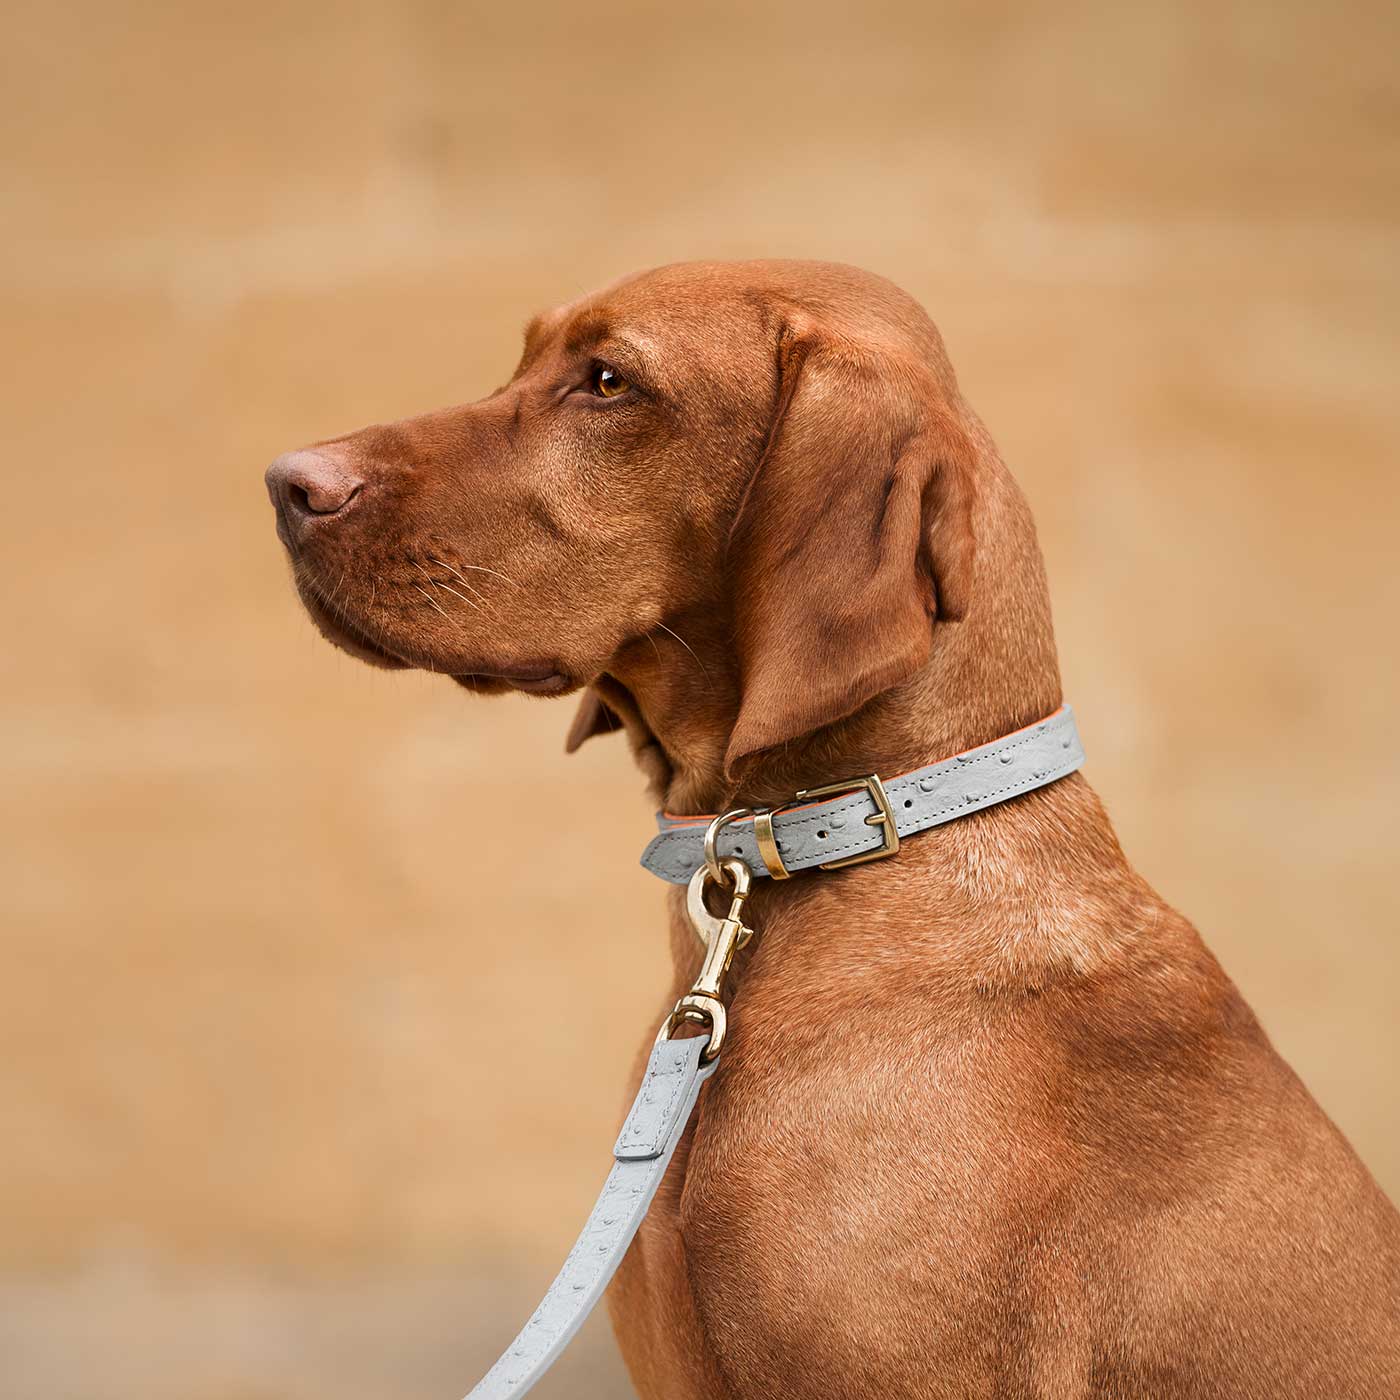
xmin=265 ymin=449 xmax=363 ymax=540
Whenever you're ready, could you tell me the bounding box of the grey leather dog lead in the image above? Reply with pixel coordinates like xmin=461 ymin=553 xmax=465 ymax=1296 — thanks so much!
xmin=467 ymin=1035 xmax=717 ymax=1398
xmin=463 ymin=706 xmax=1085 ymax=1397
xmin=641 ymin=704 xmax=1085 ymax=884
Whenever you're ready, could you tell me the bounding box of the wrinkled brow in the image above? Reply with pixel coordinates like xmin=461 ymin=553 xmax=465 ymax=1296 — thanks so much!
xmin=560 ymin=315 xmax=614 ymax=357
xmin=518 ymin=310 xmax=618 ymax=373
xmin=520 ymin=308 xmax=565 ymax=365
xmin=519 ymin=311 xmax=666 ymax=393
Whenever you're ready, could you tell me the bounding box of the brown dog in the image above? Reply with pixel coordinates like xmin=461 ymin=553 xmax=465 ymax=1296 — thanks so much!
xmin=266 ymin=261 xmax=1400 ymax=1398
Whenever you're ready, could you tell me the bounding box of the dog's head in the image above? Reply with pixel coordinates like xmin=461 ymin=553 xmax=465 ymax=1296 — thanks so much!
xmin=267 ymin=260 xmax=1045 ymax=789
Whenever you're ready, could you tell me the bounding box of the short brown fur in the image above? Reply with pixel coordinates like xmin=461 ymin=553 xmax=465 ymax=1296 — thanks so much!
xmin=267 ymin=260 xmax=1400 ymax=1397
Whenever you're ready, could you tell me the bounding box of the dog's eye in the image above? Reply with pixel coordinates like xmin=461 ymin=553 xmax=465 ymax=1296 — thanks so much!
xmin=591 ymin=364 xmax=631 ymax=398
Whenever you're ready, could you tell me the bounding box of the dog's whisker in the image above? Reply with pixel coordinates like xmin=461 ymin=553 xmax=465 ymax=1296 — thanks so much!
xmin=429 ymin=555 xmax=519 ymax=589
xmin=655 ymin=621 xmax=714 ymax=691
xmin=411 ymin=582 xmax=454 ymax=622
xmin=434 ymin=579 xmax=485 ymax=613
xmin=426 ymin=555 xmax=497 ymax=600
xmin=325 ymin=566 xmax=347 ymax=611
xmin=412 ymin=557 xmax=494 ymax=618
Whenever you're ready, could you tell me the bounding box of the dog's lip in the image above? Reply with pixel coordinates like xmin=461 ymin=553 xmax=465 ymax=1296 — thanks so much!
xmin=290 ymin=567 xmax=571 ymax=690
xmin=453 ymin=667 xmax=571 ymax=694
xmin=295 ymin=577 xmax=409 ymax=669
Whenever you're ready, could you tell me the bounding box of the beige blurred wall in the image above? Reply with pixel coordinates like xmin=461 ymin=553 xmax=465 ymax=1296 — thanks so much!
xmin=2 ymin=2 xmax=1397 ymax=1396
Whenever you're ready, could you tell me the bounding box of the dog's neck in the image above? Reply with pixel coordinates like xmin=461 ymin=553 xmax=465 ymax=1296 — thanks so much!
xmin=594 ymin=458 xmax=1150 ymax=989
xmin=657 ymin=770 xmax=1152 ymax=1005
xmin=598 ymin=608 xmax=1147 ymax=997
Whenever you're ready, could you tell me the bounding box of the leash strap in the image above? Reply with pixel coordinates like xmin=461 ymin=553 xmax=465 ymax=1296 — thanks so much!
xmin=466 ymin=1035 xmax=717 ymax=1399
xmin=641 ymin=704 xmax=1085 ymax=884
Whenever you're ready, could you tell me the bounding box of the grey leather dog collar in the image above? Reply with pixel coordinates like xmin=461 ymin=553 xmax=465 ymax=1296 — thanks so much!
xmin=467 ymin=1035 xmax=717 ymax=1398
xmin=641 ymin=704 xmax=1085 ymax=884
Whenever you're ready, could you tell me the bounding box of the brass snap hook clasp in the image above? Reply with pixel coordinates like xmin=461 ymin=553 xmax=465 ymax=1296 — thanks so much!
xmin=657 ymin=855 xmax=753 ymax=1063
xmin=686 ymin=853 xmax=753 ymax=951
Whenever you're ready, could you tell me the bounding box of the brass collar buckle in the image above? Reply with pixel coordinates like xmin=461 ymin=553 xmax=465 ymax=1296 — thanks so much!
xmin=754 ymin=772 xmax=901 ymax=879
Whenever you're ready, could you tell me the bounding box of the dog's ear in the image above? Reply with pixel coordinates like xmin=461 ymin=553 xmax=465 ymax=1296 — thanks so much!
xmin=564 ymin=688 xmax=622 ymax=752
xmin=723 ymin=324 xmax=976 ymax=776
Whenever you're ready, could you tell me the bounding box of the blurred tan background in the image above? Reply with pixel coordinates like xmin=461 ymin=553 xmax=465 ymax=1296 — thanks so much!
xmin=3 ymin=1 xmax=1397 ymax=1395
